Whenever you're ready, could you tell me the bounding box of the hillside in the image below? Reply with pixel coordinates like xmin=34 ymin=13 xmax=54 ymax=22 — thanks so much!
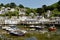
xmin=50 ymin=2 xmax=58 ymax=8
xmin=49 ymin=1 xmax=60 ymax=17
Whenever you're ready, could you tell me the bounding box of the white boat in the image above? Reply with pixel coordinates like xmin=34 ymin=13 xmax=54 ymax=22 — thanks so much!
xmin=9 ymin=31 xmax=25 ymax=36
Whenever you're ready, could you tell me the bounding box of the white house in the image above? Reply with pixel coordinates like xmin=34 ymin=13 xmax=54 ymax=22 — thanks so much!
xmin=30 ymin=13 xmax=34 ymax=16
xmin=5 ymin=20 xmax=15 ymax=24
xmin=19 ymin=8 xmax=26 ymax=15
xmin=0 ymin=17 xmax=5 ymax=24
xmin=46 ymin=10 xmax=51 ymax=17
xmin=0 ymin=11 xmax=2 ymax=14
xmin=25 ymin=18 xmax=39 ymax=24
xmin=10 ymin=8 xmax=15 ymax=12
xmin=39 ymin=16 xmax=50 ymax=23
xmin=0 ymin=7 xmax=10 ymax=14
xmin=0 ymin=7 xmax=6 ymax=14
xmin=19 ymin=16 xmax=27 ymax=21
xmin=5 ymin=19 xmax=19 ymax=24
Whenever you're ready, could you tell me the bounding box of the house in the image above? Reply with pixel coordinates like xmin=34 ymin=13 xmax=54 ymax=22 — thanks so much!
xmin=39 ymin=16 xmax=50 ymax=23
xmin=25 ymin=18 xmax=39 ymax=24
xmin=0 ymin=11 xmax=2 ymax=14
xmin=5 ymin=19 xmax=17 ymax=24
xmin=19 ymin=16 xmax=27 ymax=22
xmin=19 ymin=8 xmax=26 ymax=15
xmin=5 ymin=17 xmax=19 ymax=24
xmin=46 ymin=10 xmax=51 ymax=18
xmin=30 ymin=13 xmax=34 ymax=16
xmin=0 ymin=16 xmax=5 ymax=24
xmin=0 ymin=7 xmax=10 ymax=14
xmin=0 ymin=7 xmax=6 ymax=14
xmin=10 ymin=8 xmax=15 ymax=12
xmin=51 ymin=17 xmax=60 ymax=24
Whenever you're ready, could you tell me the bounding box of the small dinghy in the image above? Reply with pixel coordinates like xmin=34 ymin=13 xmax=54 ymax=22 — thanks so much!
xmin=48 ymin=26 xmax=56 ymax=32
xmin=9 ymin=31 xmax=25 ymax=36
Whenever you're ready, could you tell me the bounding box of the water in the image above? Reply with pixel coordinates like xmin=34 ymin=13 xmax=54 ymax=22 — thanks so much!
xmin=56 ymin=27 xmax=60 ymax=35
xmin=25 ymin=37 xmax=37 ymax=40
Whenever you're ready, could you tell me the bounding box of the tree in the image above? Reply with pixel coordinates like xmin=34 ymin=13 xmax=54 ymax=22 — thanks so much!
xmin=57 ymin=5 xmax=60 ymax=11
xmin=0 ymin=3 xmax=4 ymax=7
xmin=37 ymin=8 xmax=44 ymax=15
xmin=58 ymin=0 xmax=60 ymax=5
xmin=25 ymin=7 xmax=30 ymax=9
xmin=18 ymin=4 xmax=24 ymax=8
xmin=57 ymin=0 xmax=60 ymax=11
xmin=47 ymin=6 xmax=54 ymax=11
xmin=5 ymin=3 xmax=10 ymax=7
xmin=10 ymin=2 xmax=16 ymax=8
xmin=42 ymin=5 xmax=47 ymax=12
xmin=12 ymin=11 xmax=19 ymax=16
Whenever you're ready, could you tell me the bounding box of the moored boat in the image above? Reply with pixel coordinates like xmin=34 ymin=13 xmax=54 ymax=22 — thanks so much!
xmin=48 ymin=26 xmax=56 ymax=32
xmin=9 ymin=31 xmax=25 ymax=36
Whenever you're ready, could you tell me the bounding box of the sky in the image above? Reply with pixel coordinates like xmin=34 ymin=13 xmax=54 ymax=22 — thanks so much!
xmin=0 ymin=0 xmax=59 ymax=8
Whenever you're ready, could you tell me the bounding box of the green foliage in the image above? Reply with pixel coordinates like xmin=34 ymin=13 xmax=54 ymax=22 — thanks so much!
xmin=50 ymin=9 xmax=60 ymax=17
xmin=0 ymin=38 xmax=2 ymax=40
xmin=25 ymin=8 xmax=31 ymax=16
xmin=50 ymin=3 xmax=58 ymax=8
xmin=4 ymin=3 xmax=10 ymax=8
xmin=18 ymin=4 xmax=24 ymax=8
xmin=0 ymin=3 xmax=4 ymax=7
xmin=58 ymin=0 xmax=60 ymax=5
xmin=47 ymin=6 xmax=54 ymax=11
xmin=42 ymin=5 xmax=47 ymax=12
xmin=31 ymin=9 xmax=36 ymax=13
xmin=10 ymin=2 xmax=16 ymax=8
xmin=4 ymin=11 xmax=19 ymax=18
xmin=37 ymin=8 xmax=44 ymax=15
xmin=56 ymin=1 xmax=60 ymax=11
xmin=0 ymin=14 xmax=5 ymax=16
